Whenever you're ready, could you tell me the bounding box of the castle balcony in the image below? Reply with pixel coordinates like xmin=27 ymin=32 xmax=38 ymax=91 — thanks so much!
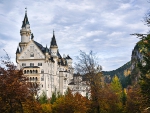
xmin=23 ymin=66 xmax=40 ymax=84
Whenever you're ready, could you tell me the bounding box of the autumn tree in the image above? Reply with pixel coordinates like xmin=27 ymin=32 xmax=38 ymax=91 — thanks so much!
xmin=125 ymin=85 xmax=144 ymax=113
xmin=39 ymin=91 xmax=48 ymax=104
xmin=41 ymin=103 xmax=52 ymax=113
xmin=110 ymin=75 xmax=123 ymax=99
xmin=0 ymin=52 xmax=41 ymax=113
xmin=98 ymin=84 xmax=124 ymax=113
xmin=52 ymin=88 xmax=91 ymax=113
xmin=75 ymin=50 xmax=103 ymax=113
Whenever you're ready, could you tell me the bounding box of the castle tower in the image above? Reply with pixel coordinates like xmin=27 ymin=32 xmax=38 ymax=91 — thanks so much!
xmin=66 ymin=55 xmax=73 ymax=67
xmin=19 ymin=9 xmax=31 ymax=52
xmin=50 ymin=30 xmax=58 ymax=57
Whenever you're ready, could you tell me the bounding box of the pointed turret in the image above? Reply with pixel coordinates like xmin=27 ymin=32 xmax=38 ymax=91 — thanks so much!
xmin=16 ymin=47 xmax=20 ymax=54
xmin=50 ymin=30 xmax=57 ymax=46
xmin=20 ymin=8 xmax=31 ymax=52
xmin=66 ymin=55 xmax=72 ymax=59
xmin=31 ymin=33 xmax=34 ymax=40
xmin=16 ymin=46 xmax=20 ymax=63
xmin=66 ymin=55 xmax=72 ymax=67
xmin=22 ymin=10 xmax=30 ymax=28
xmin=45 ymin=45 xmax=49 ymax=53
xmin=50 ymin=30 xmax=58 ymax=57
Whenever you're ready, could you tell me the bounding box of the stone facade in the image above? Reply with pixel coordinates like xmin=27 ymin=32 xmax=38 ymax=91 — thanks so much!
xmin=16 ymin=11 xmax=74 ymax=98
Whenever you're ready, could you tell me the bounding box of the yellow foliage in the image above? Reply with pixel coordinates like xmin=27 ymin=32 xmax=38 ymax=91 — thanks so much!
xmin=52 ymin=90 xmax=91 ymax=113
xmin=124 ymin=69 xmax=131 ymax=77
xmin=41 ymin=103 xmax=52 ymax=113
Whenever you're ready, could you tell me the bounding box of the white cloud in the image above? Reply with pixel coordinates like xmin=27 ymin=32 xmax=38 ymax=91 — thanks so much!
xmin=0 ymin=0 xmax=149 ymax=71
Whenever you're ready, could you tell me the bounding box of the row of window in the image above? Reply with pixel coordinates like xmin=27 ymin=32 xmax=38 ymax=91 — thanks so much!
xmin=29 ymin=82 xmax=38 ymax=87
xmin=24 ymin=70 xmax=38 ymax=74
xmin=27 ymin=77 xmax=38 ymax=81
xmin=41 ymin=84 xmax=54 ymax=88
xmin=24 ymin=69 xmax=44 ymax=74
xmin=22 ymin=63 xmax=42 ymax=67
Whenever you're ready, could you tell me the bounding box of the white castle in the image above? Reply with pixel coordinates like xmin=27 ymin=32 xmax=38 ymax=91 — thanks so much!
xmin=16 ymin=11 xmax=75 ymax=98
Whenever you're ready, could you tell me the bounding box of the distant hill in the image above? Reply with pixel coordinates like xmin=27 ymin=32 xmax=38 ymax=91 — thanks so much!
xmin=102 ymin=61 xmax=132 ymax=88
xmin=102 ymin=41 xmax=143 ymax=88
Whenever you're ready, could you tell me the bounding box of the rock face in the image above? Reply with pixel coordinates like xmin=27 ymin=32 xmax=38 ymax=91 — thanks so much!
xmin=102 ymin=42 xmax=143 ymax=87
xmin=130 ymin=43 xmax=143 ymax=84
xmin=102 ymin=61 xmax=131 ymax=88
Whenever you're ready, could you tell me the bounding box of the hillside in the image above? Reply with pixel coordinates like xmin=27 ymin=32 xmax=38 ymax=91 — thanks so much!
xmin=102 ymin=61 xmax=132 ymax=88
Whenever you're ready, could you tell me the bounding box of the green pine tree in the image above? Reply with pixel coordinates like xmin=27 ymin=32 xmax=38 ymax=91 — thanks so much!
xmin=39 ymin=91 xmax=48 ymax=104
xmin=111 ymin=75 xmax=123 ymax=94
xmin=138 ymin=34 xmax=150 ymax=107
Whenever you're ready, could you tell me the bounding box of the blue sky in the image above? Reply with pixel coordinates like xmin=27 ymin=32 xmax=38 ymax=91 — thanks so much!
xmin=0 ymin=0 xmax=149 ymax=71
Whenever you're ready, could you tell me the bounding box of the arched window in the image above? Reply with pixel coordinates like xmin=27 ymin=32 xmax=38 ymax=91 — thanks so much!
xmin=30 ymin=70 xmax=32 ymax=74
xmin=36 ymin=70 xmax=38 ymax=73
xmin=24 ymin=70 xmax=26 ymax=74
xmin=33 ymin=77 xmax=34 ymax=81
xmin=27 ymin=70 xmax=29 ymax=74
xmin=41 ymin=75 xmax=44 ymax=81
xmin=36 ymin=77 xmax=38 ymax=81
xmin=33 ymin=70 xmax=35 ymax=74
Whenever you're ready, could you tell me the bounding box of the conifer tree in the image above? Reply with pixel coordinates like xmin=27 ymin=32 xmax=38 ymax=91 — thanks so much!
xmin=138 ymin=34 xmax=150 ymax=108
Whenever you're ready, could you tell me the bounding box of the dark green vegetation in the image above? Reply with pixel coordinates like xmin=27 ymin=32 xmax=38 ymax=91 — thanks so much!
xmin=102 ymin=61 xmax=132 ymax=88
xmin=138 ymin=34 xmax=150 ymax=108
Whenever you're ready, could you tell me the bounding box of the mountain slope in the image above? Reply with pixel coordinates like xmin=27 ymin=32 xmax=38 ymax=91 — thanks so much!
xmin=102 ymin=61 xmax=132 ymax=88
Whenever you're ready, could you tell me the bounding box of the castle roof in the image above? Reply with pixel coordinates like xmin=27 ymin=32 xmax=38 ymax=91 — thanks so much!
xmin=45 ymin=45 xmax=49 ymax=53
xmin=66 ymin=55 xmax=72 ymax=59
xmin=57 ymin=50 xmax=62 ymax=58
xmin=51 ymin=31 xmax=57 ymax=46
xmin=22 ymin=12 xmax=29 ymax=28
xmin=33 ymin=34 xmax=68 ymax=66
xmin=16 ymin=47 xmax=20 ymax=54
xmin=34 ymin=41 xmax=47 ymax=54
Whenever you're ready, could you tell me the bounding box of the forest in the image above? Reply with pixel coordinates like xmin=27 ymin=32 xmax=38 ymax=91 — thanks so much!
xmin=1 ymin=3 xmax=150 ymax=113
xmin=0 ymin=39 xmax=150 ymax=113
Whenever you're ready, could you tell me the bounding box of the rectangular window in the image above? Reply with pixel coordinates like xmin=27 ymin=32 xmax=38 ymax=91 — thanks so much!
xmin=41 ymin=70 xmax=44 ymax=74
xmin=30 ymin=53 xmax=34 ymax=57
xmin=30 ymin=46 xmax=34 ymax=52
xmin=22 ymin=63 xmax=26 ymax=66
xmin=38 ymin=63 xmax=42 ymax=66
xmin=41 ymin=77 xmax=44 ymax=81
xmin=30 ymin=63 xmax=34 ymax=66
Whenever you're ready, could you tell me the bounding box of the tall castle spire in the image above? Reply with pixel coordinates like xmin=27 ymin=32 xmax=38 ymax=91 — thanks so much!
xmin=19 ymin=8 xmax=31 ymax=52
xmin=50 ymin=30 xmax=57 ymax=46
xmin=50 ymin=30 xmax=58 ymax=57
xmin=22 ymin=8 xmax=30 ymax=28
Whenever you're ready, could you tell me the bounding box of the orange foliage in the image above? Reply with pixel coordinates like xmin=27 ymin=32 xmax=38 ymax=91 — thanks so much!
xmin=41 ymin=103 xmax=52 ymax=113
xmin=125 ymin=85 xmax=144 ymax=113
xmin=52 ymin=89 xmax=91 ymax=113
xmin=0 ymin=54 xmax=41 ymax=112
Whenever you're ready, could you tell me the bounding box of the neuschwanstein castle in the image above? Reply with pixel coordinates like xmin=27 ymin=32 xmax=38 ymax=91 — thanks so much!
xmin=16 ymin=11 xmax=88 ymax=98
xmin=16 ymin=11 xmax=74 ymax=98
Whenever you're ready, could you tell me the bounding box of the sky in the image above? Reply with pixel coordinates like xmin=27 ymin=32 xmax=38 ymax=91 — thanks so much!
xmin=0 ymin=0 xmax=149 ymax=71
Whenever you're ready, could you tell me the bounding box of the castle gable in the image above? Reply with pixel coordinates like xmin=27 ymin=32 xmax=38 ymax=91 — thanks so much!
xmin=19 ymin=40 xmax=45 ymax=60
